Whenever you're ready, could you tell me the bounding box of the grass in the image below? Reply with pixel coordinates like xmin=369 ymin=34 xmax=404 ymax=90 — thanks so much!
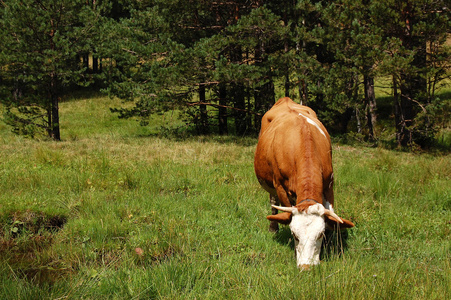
xmin=0 ymin=95 xmax=450 ymax=299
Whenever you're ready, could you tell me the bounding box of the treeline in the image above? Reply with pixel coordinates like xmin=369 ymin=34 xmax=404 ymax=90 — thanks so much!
xmin=0 ymin=1 xmax=450 ymax=147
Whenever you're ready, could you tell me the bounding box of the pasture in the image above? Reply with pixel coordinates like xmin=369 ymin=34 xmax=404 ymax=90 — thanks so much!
xmin=0 ymin=95 xmax=450 ymax=299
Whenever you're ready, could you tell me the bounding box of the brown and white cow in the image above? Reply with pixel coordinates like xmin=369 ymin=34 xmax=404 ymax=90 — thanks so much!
xmin=254 ymin=97 xmax=354 ymax=270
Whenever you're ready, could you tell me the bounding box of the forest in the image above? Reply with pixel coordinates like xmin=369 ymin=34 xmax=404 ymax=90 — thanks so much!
xmin=0 ymin=0 xmax=450 ymax=148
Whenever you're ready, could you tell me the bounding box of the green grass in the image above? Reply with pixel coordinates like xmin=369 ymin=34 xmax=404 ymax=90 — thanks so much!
xmin=0 ymin=95 xmax=450 ymax=299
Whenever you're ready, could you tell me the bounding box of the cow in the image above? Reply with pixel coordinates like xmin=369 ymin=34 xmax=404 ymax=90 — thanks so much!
xmin=254 ymin=97 xmax=354 ymax=270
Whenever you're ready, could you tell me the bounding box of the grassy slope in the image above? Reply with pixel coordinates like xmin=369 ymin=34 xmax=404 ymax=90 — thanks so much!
xmin=0 ymin=95 xmax=449 ymax=299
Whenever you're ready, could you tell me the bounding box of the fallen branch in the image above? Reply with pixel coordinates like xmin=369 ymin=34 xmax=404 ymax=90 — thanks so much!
xmin=401 ymin=93 xmax=427 ymax=113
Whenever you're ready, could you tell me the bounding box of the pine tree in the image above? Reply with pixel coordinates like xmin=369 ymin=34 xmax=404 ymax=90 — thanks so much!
xmin=211 ymin=6 xmax=288 ymax=134
xmin=0 ymin=0 xmax=100 ymax=140
xmin=319 ymin=0 xmax=385 ymax=139
xmin=374 ymin=0 xmax=450 ymax=147
xmin=287 ymin=0 xmax=449 ymax=146
xmin=105 ymin=1 xmax=286 ymax=135
xmin=103 ymin=0 xmax=224 ymax=132
xmin=100 ymin=0 xmax=448 ymax=143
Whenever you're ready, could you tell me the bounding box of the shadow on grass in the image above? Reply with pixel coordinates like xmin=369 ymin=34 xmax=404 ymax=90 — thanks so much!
xmin=136 ymin=125 xmax=258 ymax=146
xmin=0 ymin=211 xmax=69 ymax=286
xmin=273 ymin=226 xmax=294 ymax=250
xmin=61 ymin=87 xmax=105 ymax=103
xmin=272 ymin=225 xmax=351 ymax=262
xmin=322 ymin=229 xmax=351 ymax=260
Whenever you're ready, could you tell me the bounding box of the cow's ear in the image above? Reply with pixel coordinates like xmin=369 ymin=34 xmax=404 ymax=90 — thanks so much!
xmin=267 ymin=212 xmax=292 ymax=225
xmin=325 ymin=215 xmax=355 ymax=229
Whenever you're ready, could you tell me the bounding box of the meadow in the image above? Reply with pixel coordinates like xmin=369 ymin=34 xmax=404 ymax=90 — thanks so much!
xmin=0 ymin=95 xmax=450 ymax=299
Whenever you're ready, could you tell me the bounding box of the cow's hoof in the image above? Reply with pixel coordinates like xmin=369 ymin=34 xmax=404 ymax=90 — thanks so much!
xmin=269 ymin=222 xmax=279 ymax=233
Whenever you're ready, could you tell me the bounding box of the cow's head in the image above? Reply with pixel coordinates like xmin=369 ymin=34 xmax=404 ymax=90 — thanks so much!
xmin=268 ymin=201 xmax=352 ymax=270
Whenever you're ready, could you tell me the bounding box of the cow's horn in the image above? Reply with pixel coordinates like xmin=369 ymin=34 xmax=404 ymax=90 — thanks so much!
xmin=271 ymin=205 xmax=297 ymax=214
xmin=324 ymin=209 xmax=344 ymax=223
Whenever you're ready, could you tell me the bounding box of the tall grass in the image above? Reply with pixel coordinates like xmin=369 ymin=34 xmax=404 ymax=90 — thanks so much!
xmin=0 ymin=95 xmax=449 ymax=299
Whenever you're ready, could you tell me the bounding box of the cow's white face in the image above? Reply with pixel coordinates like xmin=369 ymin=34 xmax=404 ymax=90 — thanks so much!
xmin=289 ymin=203 xmax=326 ymax=270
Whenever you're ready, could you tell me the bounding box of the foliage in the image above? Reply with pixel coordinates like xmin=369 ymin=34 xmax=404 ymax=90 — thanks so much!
xmin=0 ymin=0 xmax=450 ymax=146
xmin=0 ymin=0 xmax=102 ymax=140
xmin=98 ymin=0 xmax=450 ymax=147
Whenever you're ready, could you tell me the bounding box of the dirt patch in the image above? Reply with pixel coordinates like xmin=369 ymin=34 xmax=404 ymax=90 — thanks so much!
xmin=8 ymin=210 xmax=67 ymax=236
xmin=0 ymin=210 xmax=69 ymax=285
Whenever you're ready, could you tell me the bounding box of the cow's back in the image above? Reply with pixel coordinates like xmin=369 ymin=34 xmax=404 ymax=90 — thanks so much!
xmin=254 ymin=97 xmax=333 ymax=206
xmin=259 ymin=97 xmax=319 ymax=135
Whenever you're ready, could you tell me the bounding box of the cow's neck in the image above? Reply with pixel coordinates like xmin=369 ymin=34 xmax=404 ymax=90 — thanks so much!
xmin=296 ymin=158 xmax=324 ymax=204
xmin=293 ymin=121 xmax=325 ymax=204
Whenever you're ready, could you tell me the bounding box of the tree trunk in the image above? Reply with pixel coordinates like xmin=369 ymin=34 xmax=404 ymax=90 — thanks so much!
xmin=230 ymin=45 xmax=247 ymax=135
xmin=398 ymin=77 xmax=415 ymax=146
xmin=218 ymin=84 xmax=228 ymax=135
xmin=82 ymin=53 xmax=89 ymax=71
xmin=51 ymin=95 xmax=60 ymax=141
xmin=364 ymin=74 xmax=377 ymax=141
xmin=198 ymin=84 xmax=209 ymax=134
xmin=393 ymin=76 xmax=401 ymax=145
xmin=396 ymin=2 xmax=427 ymax=147
xmin=284 ymin=29 xmax=290 ymax=97
xmin=49 ymin=75 xmax=61 ymax=141
xmin=356 ymin=107 xmax=362 ymax=134
xmin=254 ymin=40 xmax=275 ymax=131
xmin=93 ymin=55 xmax=99 ymax=73
xmin=232 ymin=83 xmax=247 ymax=135
xmin=254 ymin=79 xmax=275 ymax=132
xmin=299 ymin=79 xmax=308 ymax=105
xmin=340 ymin=107 xmax=353 ymax=134
xmin=49 ymin=22 xmax=61 ymax=141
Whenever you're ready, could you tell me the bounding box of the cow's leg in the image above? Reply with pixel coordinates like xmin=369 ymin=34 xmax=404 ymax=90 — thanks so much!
xmin=269 ymin=183 xmax=291 ymax=232
xmin=269 ymin=194 xmax=279 ymax=232
xmin=323 ymin=173 xmax=335 ymax=210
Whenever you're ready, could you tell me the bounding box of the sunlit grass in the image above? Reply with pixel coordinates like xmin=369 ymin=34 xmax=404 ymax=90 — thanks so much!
xmin=0 ymin=95 xmax=449 ymax=299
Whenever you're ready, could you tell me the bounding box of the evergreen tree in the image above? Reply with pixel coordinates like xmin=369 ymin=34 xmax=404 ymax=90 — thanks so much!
xmin=374 ymin=0 xmax=450 ymax=147
xmin=105 ymin=1 xmax=284 ymax=135
xmin=318 ymin=0 xmax=385 ymax=139
xmin=209 ymin=6 xmax=289 ymax=134
xmin=101 ymin=0 xmax=448 ymax=144
xmin=103 ymin=1 xmax=223 ymax=131
xmin=288 ymin=0 xmax=449 ymax=146
xmin=0 ymin=0 xmax=100 ymax=140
